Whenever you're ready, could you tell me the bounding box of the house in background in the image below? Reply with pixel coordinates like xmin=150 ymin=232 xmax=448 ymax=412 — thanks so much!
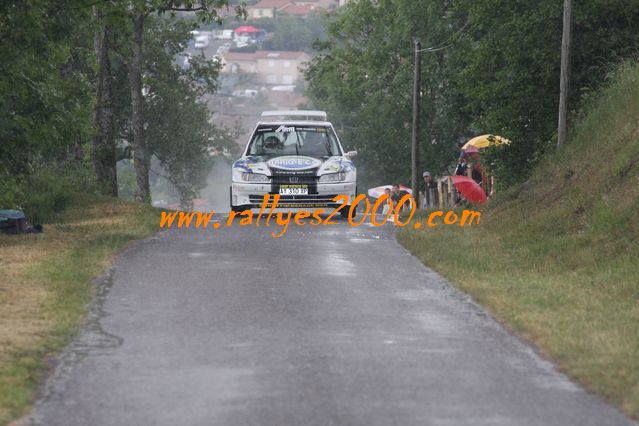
xmin=255 ymin=51 xmax=310 ymax=84
xmin=247 ymin=0 xmax=340 ymax=19
xmin=294 ymin=0 xmax=338 ymax=7
xmin=221 ymin=52 xmax=258 ymax=74
xmin=247 ymin=0 xmax=291 ymax=19
xmin=279 ymin=3 xmax=314 ymax=16
xmin=221 ymin=51 xmax=310 ymax=85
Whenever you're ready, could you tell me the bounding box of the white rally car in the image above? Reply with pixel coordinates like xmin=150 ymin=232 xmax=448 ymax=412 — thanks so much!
xmin=230 ymin=110 xmax=357 ymax=217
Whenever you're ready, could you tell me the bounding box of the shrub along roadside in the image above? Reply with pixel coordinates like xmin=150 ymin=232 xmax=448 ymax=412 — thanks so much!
xmin=0 ymin=195 xmax=161 ymax=424
xmin=0 ymin=163 xmax=97 ymax=225
xmin=398 ymin=61 xmax=639 ymax=419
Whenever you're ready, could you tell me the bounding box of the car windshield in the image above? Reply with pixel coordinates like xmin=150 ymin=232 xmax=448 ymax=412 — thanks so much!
xmin=247 ymin=125 xmax=341 ymax=158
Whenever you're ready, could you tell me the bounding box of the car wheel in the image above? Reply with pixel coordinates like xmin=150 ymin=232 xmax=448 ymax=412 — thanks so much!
xmin=341 ymin=205 xmax=355 ymax=219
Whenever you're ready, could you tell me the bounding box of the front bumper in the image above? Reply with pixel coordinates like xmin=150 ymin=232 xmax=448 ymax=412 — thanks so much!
xmin=231 ymin=181 xmax=357 ymax=209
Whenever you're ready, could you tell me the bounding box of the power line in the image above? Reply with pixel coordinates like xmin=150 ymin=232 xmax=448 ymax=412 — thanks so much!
xmin=415 ymin=23 xmax=468 ymax=53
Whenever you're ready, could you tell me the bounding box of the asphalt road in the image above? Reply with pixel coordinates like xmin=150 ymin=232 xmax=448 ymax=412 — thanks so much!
xmin=31 ymin=217 xmax=635 ymax=426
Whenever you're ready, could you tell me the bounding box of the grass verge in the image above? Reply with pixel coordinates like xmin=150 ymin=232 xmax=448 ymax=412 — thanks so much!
xmin=398 ymin=61 xmax=639 ymax=419
xmin=0 ymin=196 xmax=160 ymax=425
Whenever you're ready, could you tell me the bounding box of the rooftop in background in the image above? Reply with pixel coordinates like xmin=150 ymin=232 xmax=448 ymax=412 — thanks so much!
xmin=246 ymin=0 xmax=342 ymax=18
xmin=251 ymin=0 xmax=291 ymax=8
xmin=222 ymin=50 xmax=309 ymax=61
xmin=279 ymin=3 xmax=314 ymax=15
xmin=255 ymin=51 xmax=310 ymax=60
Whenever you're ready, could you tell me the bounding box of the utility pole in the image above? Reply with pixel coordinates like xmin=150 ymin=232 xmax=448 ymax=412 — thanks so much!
xmin=411 ymin=40 xmax=422 ymax=208
xmin=557 ymin=0 xmax=573 ymax=149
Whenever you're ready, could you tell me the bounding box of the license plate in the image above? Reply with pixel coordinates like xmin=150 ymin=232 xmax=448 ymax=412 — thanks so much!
xmin=279 ymin=185 xmax=308 ymax=195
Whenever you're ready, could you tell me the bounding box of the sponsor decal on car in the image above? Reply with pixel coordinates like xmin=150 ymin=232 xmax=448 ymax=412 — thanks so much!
xmin=233 ymin=158 xmax=271 ymax=174
xmin=324 ymin=163 xmax=341 ymax=173
xmin=318 ymin=158 xmax=355 ymax=175
xmin=267 ymin=156 xmax=322 ymax=170
xmin=232 ymin=159 xmax=252 ymax=172
xmin=275 ymin=125 xmax=295 ymax=133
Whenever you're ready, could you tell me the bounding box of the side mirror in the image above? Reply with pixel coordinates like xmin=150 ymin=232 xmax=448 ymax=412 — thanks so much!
xmin=346 ymin=150 xmax=358 ymax=158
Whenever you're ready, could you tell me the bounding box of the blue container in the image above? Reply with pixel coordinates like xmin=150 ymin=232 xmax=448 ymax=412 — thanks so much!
xmin=0 ymin=210 xmax=27 ymax=234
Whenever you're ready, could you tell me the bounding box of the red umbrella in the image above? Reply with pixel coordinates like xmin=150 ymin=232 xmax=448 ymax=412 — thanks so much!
xmin=463 ymin=145 xmax=480 ymax=155
xmin=450 ymin=175 xmax=487 ymax=204
xmin=234 ymin=25 xmax=260 ymax=33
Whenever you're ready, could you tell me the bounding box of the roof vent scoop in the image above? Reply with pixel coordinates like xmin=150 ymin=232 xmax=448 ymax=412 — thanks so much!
xmin=260 ymin=110 xmax=327 ymax=122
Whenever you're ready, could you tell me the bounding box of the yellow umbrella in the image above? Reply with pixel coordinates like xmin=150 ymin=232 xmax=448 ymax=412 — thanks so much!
xmin=462 ymin=134 xmax=511 ymax=151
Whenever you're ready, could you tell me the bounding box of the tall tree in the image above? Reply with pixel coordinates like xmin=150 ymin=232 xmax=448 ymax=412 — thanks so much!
xmin=124 ymin=0 xmax=243 ymax=203
xmin=452 ymin=0 xmax=639 ymax=186
xmin=306 ymin=0 xmax=639 ymax=189
xmin=305 ymin=0 xmax=469 ymax=188
xmin=0 ymin=0 xmax=93 ymax=174
xmin=142 ymin=15 xmax=238 ymax=208
xmin=128 ymin=5 xmax=149 ymax=202
xmin=92 ymin=5 xmax=118 ymax=196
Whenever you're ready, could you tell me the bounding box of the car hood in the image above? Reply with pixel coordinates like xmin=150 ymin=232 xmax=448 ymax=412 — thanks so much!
xmin=233 ymin=155 xmax=354 ymax=176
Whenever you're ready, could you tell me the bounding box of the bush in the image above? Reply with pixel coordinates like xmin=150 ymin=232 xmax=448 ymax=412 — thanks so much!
xmin=229 ymin=44 xmax=257 ymax=53
xmin=0 ymin=163 xmax=97 ymax=224
xmin=0 ymin=174 xmax=25 ymax=210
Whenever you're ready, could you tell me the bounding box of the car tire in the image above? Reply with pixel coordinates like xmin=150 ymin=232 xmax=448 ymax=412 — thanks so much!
xmin=341 ymin=205 xmax=355 ymax=220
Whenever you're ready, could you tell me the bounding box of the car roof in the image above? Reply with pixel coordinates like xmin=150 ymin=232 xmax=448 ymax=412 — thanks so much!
xmin=261 ymin=110 xmax=327 ymax=121
xmin=255 ymin=120 xmax=333 ymax=126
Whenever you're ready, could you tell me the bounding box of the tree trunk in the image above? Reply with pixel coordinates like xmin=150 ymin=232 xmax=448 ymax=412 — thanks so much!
xmin=179 ymin=189 xmax=194 ymax=212
xmin=92 ymin=6 xmax=117 ymax=196
xmin=128 ymin=11 xmax=151 ymax=203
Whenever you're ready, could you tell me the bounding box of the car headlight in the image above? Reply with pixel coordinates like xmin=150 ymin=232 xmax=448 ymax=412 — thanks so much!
xmin=232 ymin=168 xmax=269 ymax=182
xmin=242 ymin=172 xmax=269 ymax=182
xmin=319 ymin=172 xmax=345 ymax=183
xmin=343 ymin=169 xmax=356 ymax=182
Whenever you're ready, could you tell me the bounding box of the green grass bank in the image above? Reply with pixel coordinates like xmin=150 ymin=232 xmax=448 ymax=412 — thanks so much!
xmin=0 ymin=196 xmax=160 ymax=425
xmin=399 ymin=61 xmax=639 ymax=418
